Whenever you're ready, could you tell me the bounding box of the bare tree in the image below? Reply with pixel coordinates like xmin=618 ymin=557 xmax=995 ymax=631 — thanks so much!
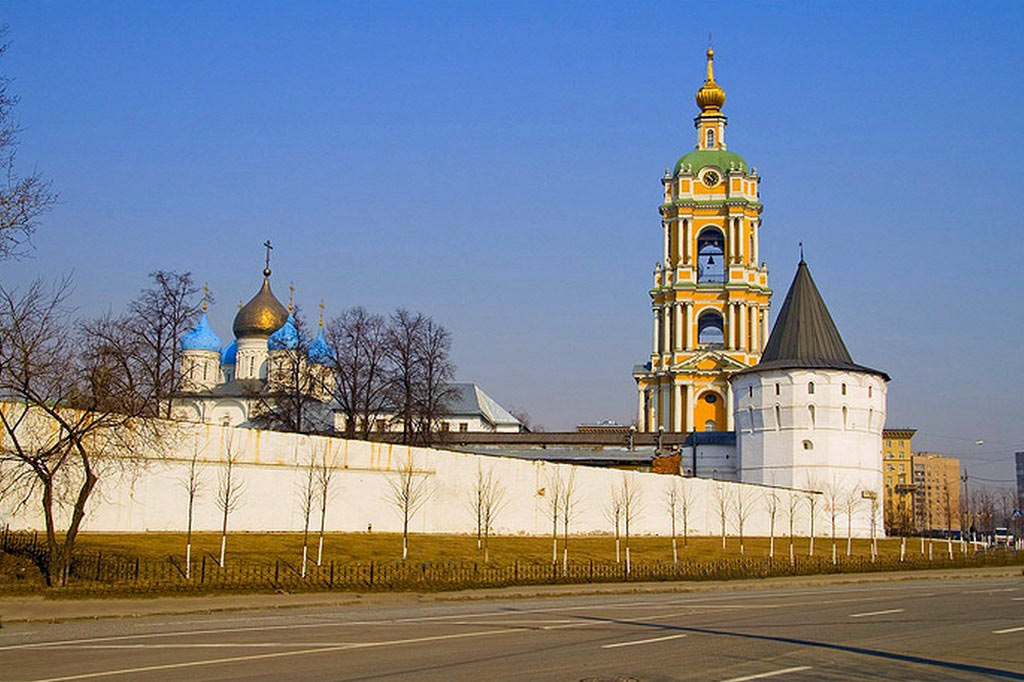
xmin=385 ymin=451 xmax=431 ymax=560
xmin=0 ymin=278 xmax=169 ymax=586
xmin=297 ymin=443 xmax=316 ymax=577
xmin=804 ymin=483 xmax=822 ymax=557
xmin=0 ymin=26 xmax=58 ymax=260
xmin=412 ymin=317 xmax=457 ymax=445
xmin=619 ymin=473 xmax=643 ymax=574
xmin=386 ymin=310 xmax=424 ymax=443
xmin=471 ymin=462 xmax=487 ymax=551
xmin=544 ymin=470 xmax=563 ymax=565
xmin=842 ymin=486 xmax=862 ymax=557
xmin=215 ymin=433 xmax=245 ymax=567
xmin=480 ymin=467 xmax=506 ymax=564
xmin=679 ymin=476 xmax=693 ymax=548
xmin=180 ymin=436 xmax=207 ymax=579
xmin=125 ymin=271 xmax=206 ymax=417
xmin=561 ymin=469 xmax=579 ymax=574
xmin=325 ymin=307 xmax=391 ymax=438
xmin=605 ymin=484 xmax=624 ymax=563
xmin=732 ymin=487 xmax=757 ymax=556
xmin=822 ymin=477 xmax=843 ymax=565
xmin=665 ymin=479 xmax=680 ymax=564
xmin=314 ymin=439 xmax=338 ymax=566
xmin=763 ymin=485 xmax=780 ymax=560
xmin=714 ymin=484 xmax=730 ymax=550
xmin=784 ymin=490 xmax=801 ymax=566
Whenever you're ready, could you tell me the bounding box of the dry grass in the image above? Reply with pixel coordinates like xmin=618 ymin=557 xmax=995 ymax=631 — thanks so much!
xmin=66 ymin=531 xmax=943 ymax=566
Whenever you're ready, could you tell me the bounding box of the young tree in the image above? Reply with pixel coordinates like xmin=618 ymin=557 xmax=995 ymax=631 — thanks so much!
xmin=679 ymin=476 xmax=693 ymax=548
xmin=665 ymin=479 xmax=680 ymax=564
xmin=297 ymin=443 xmax=317 ymax=578
xmin=842 ymin=486 xmax=863 ymax=557
xmin=605 ymin=484 xmax=624 ymax=563
xmin=385 ymin=451 xmax=431 ymax=560
xmin=732 ymin=487 xmax=756 ymax=556
xmin=805 ymin=486 xmax=821 ymax=557
xmin=480 ymin=467 xmax=506 ymax=564
xmin=325 ymin=307 xmax=391 ymax=438
xmin=215 ymin=433 xmax=245 ymax=567
xmin=0 ymin=27 xmax=58 ymax=260
xmin=822 ymin=478 xmax=843 ymax=565
xmin=784 ymin=490 xmax=801 ymax=566
xmin=763 ymin=486 xmax=780 ymax=560
xmin=180 ymin=436 xmax=207 ymax=579
xmin=619 ymin=473 xmax=643 ymax=574
xmin=314 ymin=439 xmax=338 ymax=566
xmin=714 ymin=484 xmax=730 ymax=550
xmin=544 ymin=470 xmax=563 ymax=565
xmin=0 ymin=279 xmax=169 ymax=586
xmin=560 ymin=469 xmax=579 ymax=574
xmin=471 ymin=462 xmax=487 ymax=550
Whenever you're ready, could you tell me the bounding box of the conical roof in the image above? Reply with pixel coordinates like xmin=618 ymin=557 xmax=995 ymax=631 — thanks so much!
xmin=740 ymin=260 xmax=889 ymax=380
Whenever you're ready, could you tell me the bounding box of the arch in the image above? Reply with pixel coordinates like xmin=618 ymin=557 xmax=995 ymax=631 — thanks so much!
xmin=807 ymin=381 xmax=815 ymax=395
xmin=697 ymin=309 xmax=725 ymax=346
xmin=774 ymin=405 xmax=781 ymax=431
xmin=696 ymin=227 xmax=725 ymax=284
xmin=694 ymin=389 xmax=726 ymax=431
xmin=808 ymin=404 xmax=816 ymax=429
xmin=802 ymin=439 xmax=814 ymax=450
xmin=842 ymin=406 xmax=848 ymax=431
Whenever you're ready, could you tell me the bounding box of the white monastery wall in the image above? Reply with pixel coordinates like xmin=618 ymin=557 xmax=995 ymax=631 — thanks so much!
xmin=2 ymin=421 xmax=880 ymax=538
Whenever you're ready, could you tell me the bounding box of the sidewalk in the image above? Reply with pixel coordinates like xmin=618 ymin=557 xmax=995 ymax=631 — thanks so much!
xmin=1 ymin=565 xmax=1020 ymax=624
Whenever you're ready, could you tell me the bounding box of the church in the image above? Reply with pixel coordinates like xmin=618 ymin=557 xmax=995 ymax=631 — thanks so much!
xmin=634 ymin=47 xmax=889 ymax=505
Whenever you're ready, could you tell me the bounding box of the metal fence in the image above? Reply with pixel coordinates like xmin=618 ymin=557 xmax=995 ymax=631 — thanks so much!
xmin=3 ymin=527 xmax=1022 ymax=595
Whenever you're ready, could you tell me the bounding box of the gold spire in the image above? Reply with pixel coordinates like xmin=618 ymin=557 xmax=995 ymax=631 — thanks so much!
xmin=202 ymin=283 xmax=209 ymax=313
xmin=318 ymin=299 xmax=325 ymax=329
xmin=695 ymin=45 xmax=726 ymax=114
xmin=288 ymin=282 xmax=295 ymax=314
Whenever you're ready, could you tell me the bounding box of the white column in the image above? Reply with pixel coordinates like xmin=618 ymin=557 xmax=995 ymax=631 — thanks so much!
xmin=762 ymin=307 xmax=770 ymax=350
xmin=750 ymin=306 xmax=759 ymax=352
xmin=663 ymin=222 xmax=670 ymax=266
xmin=725 ymin=382 xmax=734 ymax=432
xmin=674 ymin=384 xmax=683 ymax=432
xmin=673 ymin=303 xmax=683 ymax=351
xmin=658 ymin=384 xmax=667 ymax=431
xmin=675 ymin=219 xmax=683 ymax=265
xmin=637 ymin=387 xmax=645 ymax=431
xmin=739 ymin=302 xmax=748 ymax=351
xmin=727 ymin=304 xmax=735 ymax=349
xmin=686 ymin=303 xmax=694 ymax=349
xmin=662 ymin=306 xmax=671 ymax=357
xmin=652 ymin=309 xmax=660 ymax=356
xmin=683 ymin=219 xmax=691 ymax=265
xmin=682 ymin=384 xmax=692 ymax=433
xmin=753 ymin=221 xmax=759 ymax=265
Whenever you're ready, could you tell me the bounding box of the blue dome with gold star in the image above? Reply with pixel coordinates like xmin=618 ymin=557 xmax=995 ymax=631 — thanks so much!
xmin=181 ymin=314 xmax=222 ymax=353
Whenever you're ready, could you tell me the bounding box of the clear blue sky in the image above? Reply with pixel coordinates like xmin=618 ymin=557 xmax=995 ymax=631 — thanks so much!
xmin=3 ymin=1 xmax=1022 ymax=484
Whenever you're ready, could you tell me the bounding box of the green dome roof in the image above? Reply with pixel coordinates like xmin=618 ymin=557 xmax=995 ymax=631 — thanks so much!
xmin=673 ymin=149 xmax=749 ymax=176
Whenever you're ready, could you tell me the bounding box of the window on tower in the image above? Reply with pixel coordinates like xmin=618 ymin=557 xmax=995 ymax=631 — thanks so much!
xmin=706 ymin=129 xmax=714 ymax=148
xmin=697 ymin=310 xmax=725 ymax=347
xmin=696 ymin=228 xmax=726 ymax=283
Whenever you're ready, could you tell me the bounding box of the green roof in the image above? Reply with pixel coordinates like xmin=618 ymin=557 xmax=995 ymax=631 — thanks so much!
xmin=673 ymin=149 xmax=749 ymax=176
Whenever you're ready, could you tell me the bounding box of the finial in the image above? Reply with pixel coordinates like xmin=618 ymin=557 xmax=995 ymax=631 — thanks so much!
xmin=288 ymin=282 xmax=295 ymax=314
xmin=799 ymin=241 xmax=805 ymax=263
xmin=262 ymin=239 xmax=273 ymax=278
xmin=706 ymin=34 xmax=715 ymax=81
xmin=318 ymin=299 xmax=325 ymax=329
xmin=202 ymin=283 xmax=209 ymax=313
xmin=237 ymin=299 xmax=243 ymax=311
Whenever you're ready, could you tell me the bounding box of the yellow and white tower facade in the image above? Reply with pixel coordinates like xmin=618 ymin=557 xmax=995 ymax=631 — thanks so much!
xmin=634 ymin=47 xmax=771 ymax=433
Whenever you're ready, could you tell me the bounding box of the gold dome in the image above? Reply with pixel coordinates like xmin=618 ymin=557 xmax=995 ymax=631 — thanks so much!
xmin=232 ymin=274 xmax=288 ymax=338
xmin=695 ymin=47 xmax=726 ymax=113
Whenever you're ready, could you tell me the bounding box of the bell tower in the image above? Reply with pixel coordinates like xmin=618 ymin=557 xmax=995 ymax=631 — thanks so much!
xmin=633 ymin=46 xmax=772 ymax=434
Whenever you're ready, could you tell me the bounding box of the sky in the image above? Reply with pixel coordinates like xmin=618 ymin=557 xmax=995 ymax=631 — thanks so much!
xmin=2 ymin=1 xmax=1022 ymax=485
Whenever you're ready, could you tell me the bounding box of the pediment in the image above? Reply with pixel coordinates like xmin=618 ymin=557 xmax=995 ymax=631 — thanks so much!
xmin=672 ymin=349 xmax=748 ymax=374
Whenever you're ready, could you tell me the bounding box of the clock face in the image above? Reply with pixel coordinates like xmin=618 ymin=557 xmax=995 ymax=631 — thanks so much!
xmin=702 ymin=170 xmax=720 ymax=187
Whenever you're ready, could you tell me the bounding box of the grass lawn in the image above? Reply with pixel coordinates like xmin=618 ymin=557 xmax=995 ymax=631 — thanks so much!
xmin=64 ymin=531 xmax=949 ymax=566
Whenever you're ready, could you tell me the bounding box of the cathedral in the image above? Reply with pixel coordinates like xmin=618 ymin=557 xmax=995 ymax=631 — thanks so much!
xmin=634 ymin=48 xmax=889 ymax=506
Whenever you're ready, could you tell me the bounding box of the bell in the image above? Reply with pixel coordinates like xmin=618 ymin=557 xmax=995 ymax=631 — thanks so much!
xmin=707 ymin=255 xmax=715 ymax=266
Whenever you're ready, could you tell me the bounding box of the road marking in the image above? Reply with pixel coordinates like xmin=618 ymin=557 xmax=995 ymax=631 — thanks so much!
xmin=963 ymin=588 xmax=1018 ymax=594
xmin=720 ymin=666 xmax=813 ymax=681
xmin=26 ymin=627 xmax=527 ymax=682
xmin=993 ymin=626 xmax=1024 ymax=634
xmin=601 ymin=633 xmax=688 ymax=649
xmin=1012 ymin=597 xmax=1024 ymax=601
xmin=849 ymin=608 xmax=904 ymax=618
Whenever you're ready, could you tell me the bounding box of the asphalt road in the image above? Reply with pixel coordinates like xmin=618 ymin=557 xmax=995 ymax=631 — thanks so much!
xmin=2 ymin=576 xmax=1023 ymax=681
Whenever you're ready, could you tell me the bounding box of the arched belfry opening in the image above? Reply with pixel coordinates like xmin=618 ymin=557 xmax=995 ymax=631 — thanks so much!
xmin=697 ymin=310 xmax=724 ymax=347
xmin=697 ymin=228 xmax=725 ymax=284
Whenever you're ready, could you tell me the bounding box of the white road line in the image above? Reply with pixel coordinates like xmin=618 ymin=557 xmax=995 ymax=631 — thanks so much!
xmin=601 ymin=633 xmax=688 ymax=649
xmin=849 ymin=608 xmax=904 ymax=618
xmin=720 ymin=666 xmax=813 ymax=681
xmin=993 ymin=626 xmax=1024 ymax=634
xmin=963 ymin=588 xmax=1018 ymax=594
xmin=26 ymin=627 xmax=527 ymax=682
xmin=1012 ymin=597 xmax=1024 ymax=601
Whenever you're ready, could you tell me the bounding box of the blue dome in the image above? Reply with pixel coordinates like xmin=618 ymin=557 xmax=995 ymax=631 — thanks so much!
xmin=267 ymin=314 xmax=300 ymax=351
xmin=220 ymin=339 xmax=237 ymax=365
xmin=181 ymin=314 xmax=222 ymax=353
xmin=308 ymin=328 xmax=335 ymax=365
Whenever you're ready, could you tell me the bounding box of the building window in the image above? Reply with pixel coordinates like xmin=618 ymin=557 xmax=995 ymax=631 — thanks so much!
xmin=869 ymin=386 xmax=873 ymax=398
xmin=706 ymin=129 xmax=714 ymax=147
xmin=807 ymin=381 xmax=815 ymax=394
xmin=440 ymin=421 xmax=450 ymax=432
xmin=774 ymin=405 xmax=781 ymax=431
xmin=841 ymin=383 xmax=847 ymax=395
xmin=704 ymin=393 xmax=717 ymax=403
xmin=747 ymin=407 xmax=754 ymax=434
xmin=808 ymin=404 xmax=816 ymax=428
xmin=704 ymin=419 xmax=716 ymax=432
xmin=748 ymin=386 xmax=753 ymax=398
xmin=802 ymin=439 xmax=814 ymax=450
xmin=775 ymin=383 xmax=780 ymax=396
xmin=842 ymin=406 xmax=848 ymax=430
xmin=459 ymin=423 xmax=469 ymax=432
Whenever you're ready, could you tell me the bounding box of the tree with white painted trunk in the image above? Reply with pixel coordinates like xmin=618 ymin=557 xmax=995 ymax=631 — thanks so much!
xmin=784 ymin=490 xmax=801 ymax=566
xmin=714 ymin=484 xmax=730 ymax=550
xmin=842 ymin=486 xmax=862 ymax=557
xmin=619 ymin=473 xmax=642 ymax=574
xmin=664 ymin=479 xmax=681 ymax=564
xmin=313 ymin=440 xmax=338 ymax=566
xmin=804 ymin=482 xmax=822 ymax=557
xmin=604 ymin=484 xmax=623 ymax=563
xmin=543 ymin=469 xmax=563 ymax=565
xmin=215 ymin=433 xmax=245 ymax=568
xmin=386 ymin=451 xmax=431 ymax=560
xmin=762 ymin=485 xmax=780 ymax=560
xmin=478 ymin=465 xmax=507 ymax=564
xmin=822 ymin=477 xmax=843 ymax=565
xmin=560 ymin=469 xmax=579 ymax=574
xmin=678 ymin=476 xmax=693 ymax=549
xmin=179 ymin=437 xmax=207 ymax=579
xmin=732 ymin=486 xmax=757 ymax=556
xmin=297 ymin=441 xmax=316 ymax=578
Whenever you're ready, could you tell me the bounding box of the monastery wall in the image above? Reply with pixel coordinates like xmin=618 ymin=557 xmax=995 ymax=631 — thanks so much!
xmin=2 ymin=420 xmax=879 ymax=538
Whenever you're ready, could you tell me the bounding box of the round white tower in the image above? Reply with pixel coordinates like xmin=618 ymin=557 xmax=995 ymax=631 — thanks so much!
xmin=730 ymin=259 xmax=889 ymax=535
